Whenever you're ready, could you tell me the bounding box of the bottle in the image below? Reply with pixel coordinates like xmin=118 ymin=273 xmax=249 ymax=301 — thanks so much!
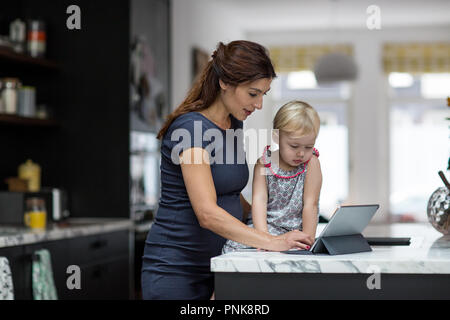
xmin=9 ymin=18 xmax=26 ymax=53
xmin=27 ymin=20 xmax=46 ymax=58
xmin=18 ymin=159 xmax=41 ymax=192
xmin=1 ymin=78 xmax=22 ymax=114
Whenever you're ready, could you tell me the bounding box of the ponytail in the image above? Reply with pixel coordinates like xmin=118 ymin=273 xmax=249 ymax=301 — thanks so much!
xmin=157 ymin=40 xmax=276 ymax=140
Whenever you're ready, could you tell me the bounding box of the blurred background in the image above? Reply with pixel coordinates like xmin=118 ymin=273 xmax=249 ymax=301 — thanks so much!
xmin=171 ymin=0 xmax=450 ymax=223
xmin=0 ymin=0 xmax=449 ymax=299
xmin=171 ymin=0 xmax=450 ymax=222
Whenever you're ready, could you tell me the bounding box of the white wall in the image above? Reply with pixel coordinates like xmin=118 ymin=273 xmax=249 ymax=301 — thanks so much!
xmin=171 ymin=0 xmax=450 ymax=107
xmin=171 ymin=0 xmax=244 ymax=107
xmin=171 ymin=0 xmax=450 ymax=223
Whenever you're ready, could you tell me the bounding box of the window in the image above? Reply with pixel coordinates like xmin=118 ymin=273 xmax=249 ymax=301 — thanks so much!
xmin=270 ymin=72 xmax=350 ymax=219
xmin=130 ymin=131 xmax=160 ymax=219
xmin=389 ymin=72 xmax=450 ymax=222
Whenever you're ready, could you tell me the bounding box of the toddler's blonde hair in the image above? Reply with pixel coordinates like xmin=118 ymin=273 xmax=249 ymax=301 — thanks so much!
xmin=273 ymin=100 xmax=320 ymax=137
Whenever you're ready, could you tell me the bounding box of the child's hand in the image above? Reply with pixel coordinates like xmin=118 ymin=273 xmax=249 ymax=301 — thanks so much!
xmin=271 ymin=230 xmax=313 ymax=251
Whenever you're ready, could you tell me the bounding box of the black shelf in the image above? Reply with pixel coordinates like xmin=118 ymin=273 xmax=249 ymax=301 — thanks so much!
xmin=1 ymin=0 xmax=131 ymax=221
xmin=0 ymin=114 xmax=58 ymax=127
xmin=0 ymin=47 xmax=59 ymax=70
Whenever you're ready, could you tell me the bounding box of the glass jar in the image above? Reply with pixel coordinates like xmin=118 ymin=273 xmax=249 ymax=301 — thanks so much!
xmin=1 ymin=78 xmax=22 ymax=114
xmin=24 ymin=197 xmax=47 ymax=229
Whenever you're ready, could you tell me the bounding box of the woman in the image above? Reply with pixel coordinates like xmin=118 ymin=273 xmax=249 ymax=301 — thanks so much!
xmin=141 ymin=40 xmax=313 ymax=300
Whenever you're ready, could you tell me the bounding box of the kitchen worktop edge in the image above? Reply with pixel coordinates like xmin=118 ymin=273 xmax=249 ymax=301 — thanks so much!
xmin=0 ymin=218 xmax=134 ymax=249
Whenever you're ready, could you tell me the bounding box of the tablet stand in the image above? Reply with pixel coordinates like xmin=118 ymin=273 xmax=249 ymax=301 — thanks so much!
xmin=312 ymin=233 xmax=372 ymax=255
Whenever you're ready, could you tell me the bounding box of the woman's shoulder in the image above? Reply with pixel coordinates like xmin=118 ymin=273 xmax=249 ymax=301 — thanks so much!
xmin=172 ymin=112 xmax=204 ymax=125
xmin=167 ymin=112 xmax=242 ymax=137
xmin=161 ymin=112 xmax=202 ymax=143
xmin=166 ymin=112 xmax=206 ymax=133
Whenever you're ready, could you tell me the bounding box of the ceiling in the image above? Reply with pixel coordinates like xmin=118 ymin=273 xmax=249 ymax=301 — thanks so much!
xmin=213 ymin=0 xmax=450 ymax=31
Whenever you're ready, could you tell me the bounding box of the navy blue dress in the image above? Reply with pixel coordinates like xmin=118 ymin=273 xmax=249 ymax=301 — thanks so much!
xmin=141 ymin=112 xmax=249 ymax=300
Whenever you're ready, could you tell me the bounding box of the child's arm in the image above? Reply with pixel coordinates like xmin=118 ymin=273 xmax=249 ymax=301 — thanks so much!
xmin=302 ymin=156 xmax=322 ymax=239
xmin=252 ymin=159 xmax=269 ymax=233
xmin=240 ymin=193 xmax=251 ymax=222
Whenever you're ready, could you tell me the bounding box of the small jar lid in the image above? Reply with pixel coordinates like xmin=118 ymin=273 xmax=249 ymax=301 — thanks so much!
xmin=27 ymin=20 xmax=46 ymax=31
xmin=26 ymin=197 xmax=45 ymax=207
xmin=2 ymin=78 xmax=21 ymax=88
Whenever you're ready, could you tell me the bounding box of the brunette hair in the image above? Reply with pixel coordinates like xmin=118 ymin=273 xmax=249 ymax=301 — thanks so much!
xmin=157 ymin=40 xmax=277 ymax=139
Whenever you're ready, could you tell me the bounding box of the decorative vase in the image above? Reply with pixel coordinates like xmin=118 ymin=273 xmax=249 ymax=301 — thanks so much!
xmin=427 ymin=187 xmax=450 ymax=235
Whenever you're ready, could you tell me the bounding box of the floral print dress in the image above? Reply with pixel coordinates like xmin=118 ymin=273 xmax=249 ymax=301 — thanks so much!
xmin=222 ymin=146 xmax=319 ymax=253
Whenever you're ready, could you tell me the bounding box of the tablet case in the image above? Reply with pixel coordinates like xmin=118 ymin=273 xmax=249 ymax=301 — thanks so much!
xmin=282 ymin=235 xmax=411 ymax=255
xmin=312 ymin=233 xmax=372 ymax=255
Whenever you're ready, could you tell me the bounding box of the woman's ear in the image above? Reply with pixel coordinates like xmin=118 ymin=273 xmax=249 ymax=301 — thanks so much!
xmin=219 ymin=79 xmax=229 ymax=90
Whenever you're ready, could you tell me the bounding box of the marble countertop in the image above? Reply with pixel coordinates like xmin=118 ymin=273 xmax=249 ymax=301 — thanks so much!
xmin=0 ymin=217 xmax=134 ymax=249
xmin=211 ymin=223 xmax=450 ymax=274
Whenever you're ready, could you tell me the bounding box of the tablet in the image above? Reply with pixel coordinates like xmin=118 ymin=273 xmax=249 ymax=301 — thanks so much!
xmin=283 ymin=204 xmax=380 ymax=254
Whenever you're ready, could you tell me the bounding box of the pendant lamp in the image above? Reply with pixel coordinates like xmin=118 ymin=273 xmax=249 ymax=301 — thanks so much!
xmin=313 ymin=0 xmax=358 ymax=83
xmin=313 ymin=52 xmax=358 ymax=83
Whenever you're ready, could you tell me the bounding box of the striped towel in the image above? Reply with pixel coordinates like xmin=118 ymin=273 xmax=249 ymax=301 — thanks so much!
xmin=32 ymin=249 xmax=58 ymax=300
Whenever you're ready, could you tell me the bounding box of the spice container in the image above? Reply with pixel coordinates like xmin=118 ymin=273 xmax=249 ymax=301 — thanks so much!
xmin=18 ymin=159 xmax=41 ymax=192
xmin=1 ymin=78 xmax=22 ymax=114
xmin=18 ymin=86 xmax=36 ymax=117
xmin=27 ymin=20 xmax=46 ymax=58
xmin=9 ymin=18 xmax=26 ymax=53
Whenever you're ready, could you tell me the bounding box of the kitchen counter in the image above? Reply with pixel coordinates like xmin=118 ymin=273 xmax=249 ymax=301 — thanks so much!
xmin=0 ymin=217 xmax=134 ymax=248
xmin=211 ymin=223 xmax=450 ymax=299
xmin=211 ymin=223 xmax=450 ymax=274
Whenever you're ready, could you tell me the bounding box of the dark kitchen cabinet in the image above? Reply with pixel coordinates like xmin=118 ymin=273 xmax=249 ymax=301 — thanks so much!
xmin=75 ymin=256 xmax=130 ymax=300
xmin=62 ymin=230 xmax=131 ymax=300
xmin=0 ymin=1 xmax=170 ymax=299
xmin=0 ymin=230 xmax=131 ymax=300
xmin=0 ymin=0 xmax=130 ymax=220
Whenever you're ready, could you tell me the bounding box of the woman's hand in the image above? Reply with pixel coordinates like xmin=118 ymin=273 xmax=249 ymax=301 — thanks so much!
xmin=269 ymin=230 xmax=314 ymax=251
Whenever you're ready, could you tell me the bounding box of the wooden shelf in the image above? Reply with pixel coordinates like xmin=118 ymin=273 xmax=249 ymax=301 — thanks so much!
xmin=0 ymin=114 xmax=59 ymax=127
xmin=0 ymin=46 xmax=59 ymax=70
